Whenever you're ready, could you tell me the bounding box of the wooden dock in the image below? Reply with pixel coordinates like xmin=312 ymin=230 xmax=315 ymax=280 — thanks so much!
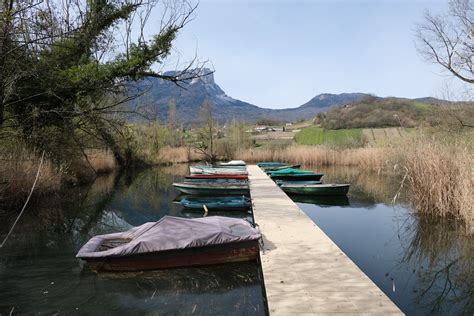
xmin=247 ymin=165 xmax=403 ymax=315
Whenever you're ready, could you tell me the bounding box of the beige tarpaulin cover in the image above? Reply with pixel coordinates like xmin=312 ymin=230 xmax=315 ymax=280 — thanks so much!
xmin=76 ymin=216 xmax=260 ymax=259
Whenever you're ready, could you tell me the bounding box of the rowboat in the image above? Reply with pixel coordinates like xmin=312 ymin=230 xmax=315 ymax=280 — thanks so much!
xmin=215 ymin=160 xmax=246 ymax=166
xmin=184 ymin=178 xmax=247 ymax=184
xmin=179 ymin=196 xmax=251 ymax=210
xmin=185 ymin=174 xmax=248 ymax=180
xmin=76 ymin=216 xmax=261 ymax=272
xmin=173 ymin=182 xmax=249 ymax=195
xmin=280 ymin=183 xmax=350 ymax=196
xmin=262 ymin=164 xmax=301 ymax=172
xmin=268 ymin=168 xmax=324 ymax=181
xmin=190 ymin=166 xmax=248 ymax=175
xmin=209 ymin=165 xmax=247 ymax=169
xmin=268 ymin=167 xmax=313 ymax=175
xmin=275 ymin=180 xmax=322 ymax=186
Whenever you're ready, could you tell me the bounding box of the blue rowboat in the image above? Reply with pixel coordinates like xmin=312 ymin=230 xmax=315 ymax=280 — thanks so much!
xmin=179 ymin=196 xmax=251 ymax=211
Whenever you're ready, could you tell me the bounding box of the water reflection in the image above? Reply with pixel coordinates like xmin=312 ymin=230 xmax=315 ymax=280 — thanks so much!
xmin=401 ymin=217 xmax=474 ymax=315
xmin=295 ymin=166 xmax=474 ymax=315
xmin=0 ymin=166 xmax=265 ymax=315
xmin=287 ymin=194 xmax=350 ymax=207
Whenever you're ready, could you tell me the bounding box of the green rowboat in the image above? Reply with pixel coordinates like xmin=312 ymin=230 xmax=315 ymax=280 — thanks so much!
xmin=173 ymin=182 xmax=249 ymax=195
xmin=280 ymin=183 xmax=350 ymax=196
xmin=178 ymin=196 xmax=251 ymax=210
xmin=275 ymin=180 xmax=322 ymax=186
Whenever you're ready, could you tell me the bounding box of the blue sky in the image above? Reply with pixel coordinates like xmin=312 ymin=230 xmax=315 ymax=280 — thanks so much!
xmin=158 ymin=0 xmax=451 ymax=109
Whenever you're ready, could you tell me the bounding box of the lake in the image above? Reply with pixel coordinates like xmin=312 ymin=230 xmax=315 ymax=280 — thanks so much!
xmin=1 ymin=164 xmax=473 ymax=315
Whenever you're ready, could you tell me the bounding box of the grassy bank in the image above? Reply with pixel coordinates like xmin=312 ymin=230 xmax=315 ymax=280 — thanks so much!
xmin=294 ymin=127 xmax=365 ymax=147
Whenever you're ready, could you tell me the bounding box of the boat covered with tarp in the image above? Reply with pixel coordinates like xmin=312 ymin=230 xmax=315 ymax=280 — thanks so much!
xmin=76 ymin=216 xmax=261 ymax=272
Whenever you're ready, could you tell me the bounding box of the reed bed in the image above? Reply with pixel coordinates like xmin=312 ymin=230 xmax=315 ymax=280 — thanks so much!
xmin=403 ymin=141 xmax=473 ymax=232
xmin=236 ymin=145 xmax=392 ymax=171
xmin=0 ymin=149 xmax=61 ymax=200
xmin=157 ymin=146 xmax=204 ymax=164
xmin=84 ymin=149 xmax=117 ymax=174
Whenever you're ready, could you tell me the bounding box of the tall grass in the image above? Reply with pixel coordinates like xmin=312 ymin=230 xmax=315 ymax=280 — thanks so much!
xmin=0 ymin=147 xmax=118 ymax=204
xmin=83 ymin=149 xmax=116 ymax=174
xmin=236 ymin=145 xmax=391 ymax=171
xmin=0 ymin=149 xmax=61 ymax=201
xmin=403 ymin=141 xmax=473 ymax=232
xmin=156 ymin=146 xmax=204 ymax=164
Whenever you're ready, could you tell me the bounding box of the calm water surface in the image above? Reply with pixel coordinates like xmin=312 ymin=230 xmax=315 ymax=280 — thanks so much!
xmin=297 ymin=166 xmax=474 ymax=316
xmin=0 ymin=165 xmax=264 ymax=315
xmin=1 ymin=164 xmax=473 ymax=315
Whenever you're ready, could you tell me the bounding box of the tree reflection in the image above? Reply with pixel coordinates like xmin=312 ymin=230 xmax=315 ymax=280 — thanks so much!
xmin=402 ymin=216 xmax=474 ymax=314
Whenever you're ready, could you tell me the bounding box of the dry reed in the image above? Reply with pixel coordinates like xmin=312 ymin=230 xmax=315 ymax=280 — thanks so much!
xmin=0 ymin=149 xmax=61 ymax=199
xmin=84 ymin=149 xmax=117 ymax=174
xmin=403 ymin=141 xmax=473 ymax=232
xmin=157 ymin=146 xmax=204 ymax=164
xmin=236 ymin=145 xmax=392 ymax=171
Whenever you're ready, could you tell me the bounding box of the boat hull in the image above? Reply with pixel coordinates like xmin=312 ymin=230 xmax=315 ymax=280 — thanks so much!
xmin=270 ymin=174 xmax=324 ymax=181
xmin=185 ymin=174 xmax=248 ymax=180
xmin=281 ymin=184 xmax=350 ymax=196
xmin=190 ymin=166 xmax=248 ymax=175
xmin=83 ymin=240 xmax=259 ymax=272
xmin=173 ymin=183 xmax=249 ymax=195
xmin=262 ymin=164 xmax=301 ymax=172
xmin=180 ymin=197 xmax=251 ymax=210
xmin=184 ymin=178 xmax=247 ymax=184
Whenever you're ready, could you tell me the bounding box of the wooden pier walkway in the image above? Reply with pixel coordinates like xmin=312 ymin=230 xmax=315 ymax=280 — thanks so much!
xmin=247 ymin=165 xmax=403 ymax=315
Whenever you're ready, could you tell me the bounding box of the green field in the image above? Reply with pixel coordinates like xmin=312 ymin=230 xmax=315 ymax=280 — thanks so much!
xmin=294 ymin=127 xmax=364 ymax=146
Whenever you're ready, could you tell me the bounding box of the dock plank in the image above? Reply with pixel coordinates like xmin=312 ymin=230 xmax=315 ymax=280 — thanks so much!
xmin=247 ymin=165 xmax=403 ymax=315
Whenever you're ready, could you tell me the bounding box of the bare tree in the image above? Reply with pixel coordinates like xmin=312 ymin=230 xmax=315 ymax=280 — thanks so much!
xmin=416 ymin=0 xmax=474 ymax=84
xmin=194 ymin=99 xmax=217 ymax=162
xmin=167 ymin=97 xmax=179 ymax=147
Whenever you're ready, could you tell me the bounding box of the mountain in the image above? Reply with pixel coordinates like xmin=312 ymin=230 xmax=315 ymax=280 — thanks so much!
xmin=130 ymin=69 xmax=448 ymax=124
xmin=130 ymin=68 xmax=369 ymax=124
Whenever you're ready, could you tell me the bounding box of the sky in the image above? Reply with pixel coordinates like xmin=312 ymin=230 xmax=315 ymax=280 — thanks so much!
xmin=153 ymin=0 xmax=456 ymax=109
